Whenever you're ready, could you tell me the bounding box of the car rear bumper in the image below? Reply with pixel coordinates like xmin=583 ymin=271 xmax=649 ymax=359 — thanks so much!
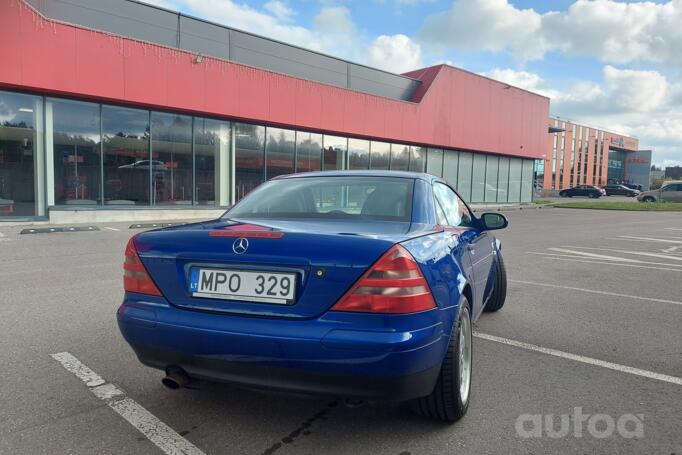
xmin=130 ymin=344 xmax=441 ymax=400
xmin=117 ymin=293 xmax=450 ymax=401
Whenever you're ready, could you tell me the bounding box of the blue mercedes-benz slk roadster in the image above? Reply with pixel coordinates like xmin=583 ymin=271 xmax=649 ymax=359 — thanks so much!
xmin=117 ymin=171 xmax=508 ymax=422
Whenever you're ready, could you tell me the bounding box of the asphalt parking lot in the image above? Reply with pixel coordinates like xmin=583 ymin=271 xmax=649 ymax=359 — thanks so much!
xmin=1 ymin=208 xmax=681 ymax=454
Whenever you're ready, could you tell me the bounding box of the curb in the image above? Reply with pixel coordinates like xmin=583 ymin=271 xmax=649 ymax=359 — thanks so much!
xmin=471 ymin=204 xmax=554 ymax=213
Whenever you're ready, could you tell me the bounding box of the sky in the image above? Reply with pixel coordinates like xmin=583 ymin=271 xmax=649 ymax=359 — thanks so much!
xmin=143 ymin=0 xmax=682 ymax=167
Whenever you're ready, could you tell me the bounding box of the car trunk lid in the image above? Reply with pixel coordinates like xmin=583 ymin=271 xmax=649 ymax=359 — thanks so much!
xmin=135 ymin=219 xmax=423 ymax=318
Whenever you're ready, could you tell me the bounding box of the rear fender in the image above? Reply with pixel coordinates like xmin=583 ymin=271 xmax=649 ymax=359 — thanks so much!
xmin=401 ymin=231 xmax=471 ymax=345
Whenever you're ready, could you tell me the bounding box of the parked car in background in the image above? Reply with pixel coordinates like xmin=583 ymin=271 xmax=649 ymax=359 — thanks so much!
xmin=637 ymin=181 xmax=682 ymax=202
xmin=118 ymin=160 xmax=168 ymax=171
xmin=559 ymin=185 xmax=605 ymax=198
xmin=622 ymin=182 xmax=643 ymax=191
xmin=604 ymin=184 xmax=640 ymax=197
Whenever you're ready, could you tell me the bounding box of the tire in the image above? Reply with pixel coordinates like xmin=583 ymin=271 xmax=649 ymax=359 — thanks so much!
xmin=484 ymin=255 xmax=507 ymax=312
xmin=559 ymin=192 xmax=567 ymax=198
xmin=642 ymin=196 xmax=655 ymax=203
xmin=410 ymin=298 xmax=472 ymax=422
xmin=588 ymin=193 xmax=596 ymax=198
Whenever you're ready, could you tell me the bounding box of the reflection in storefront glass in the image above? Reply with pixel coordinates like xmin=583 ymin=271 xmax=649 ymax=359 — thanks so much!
xmin=235 ymin=123 xmax=265 ymax=200
xmin=50 ymin=98 xmax=101 ymax=205
xmin=102 ymin=105 xmax=150 ymax=205
xmin=0 ymin=90 xmax=41 ymax=217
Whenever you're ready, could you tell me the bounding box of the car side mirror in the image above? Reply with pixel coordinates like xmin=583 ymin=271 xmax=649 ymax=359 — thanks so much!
xmin=480 ymin=212 xmax=508 ymax=230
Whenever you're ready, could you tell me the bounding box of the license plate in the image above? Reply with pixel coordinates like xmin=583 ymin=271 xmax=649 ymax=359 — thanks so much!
xmin=188 ymin=268 xmax=296 ymax=304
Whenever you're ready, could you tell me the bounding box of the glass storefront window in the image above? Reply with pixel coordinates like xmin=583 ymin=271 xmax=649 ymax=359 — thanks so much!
xmin=484 ymin=155 xmax=500 ymax=203
xmin=497 ymin=157 xmax=510 ymax=203
xmin=426 ymin=148 xmax=443 ymax=177
xmin=390 ymin=144 xmax=410 ymax=171
xmin=443 ymin=149 xmax=458 ymax=186
xmin=370 ymin=141 xmax=390 ymax=170
xmin=348 ymin=138 xmax=369 ymax=170
xmin=457 ymin=152 xmax=473 ymax=202
xmin=151 ymin=112 xmax=192 ymax=205
xmin=322 ymin=135 xmax=346 ymax=171
xmin=0 ymin=91 xmax=43 ymax=217
xmin=235 ymin=123 xmax=265 ymax=200
xmin=1 ymin=89 xmax=546 ymax=216
xmin=508 ymin=158 xmax=522 ymax=203
xmin=194 ymin=118 xmax=229 ymax=206
xmin=48 ymin=99 xmax=101 ymax=206
xmin=102 ymin=105 xmax=150 ymax=205
xmin=409 ymin=146 xmax=426 ymax=172
xmin=471 ymin=153 xmax=487 ymax=203
xmin=296 ymin=131 xmax=322 ymax=173
xmin=265 ymin=127 xmax=295 ymax=179
xmin=521 ymin=159 xmax=534 ymax=202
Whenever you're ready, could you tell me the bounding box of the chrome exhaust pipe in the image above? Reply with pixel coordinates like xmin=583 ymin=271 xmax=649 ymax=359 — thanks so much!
xmin=343 ymin=398 xmax=366 ymax=408
xmin=161 ymin=367 xmax=190 ymax=389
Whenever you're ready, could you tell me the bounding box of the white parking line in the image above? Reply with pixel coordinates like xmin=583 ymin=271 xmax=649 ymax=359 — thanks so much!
xmin=527 ymin=253 xmax=682 ymax=272
xmin=562 ymin=246 xmax=682 ymax=262
xmin=662 ymin=245 xmax=682 ymax=254
xmin=617 ymin=236 xmax=682 ymax=244
xmin=510 ymin=279 xmax=682 ymax=306
xmin=51 ymin=352 xmax=205 ymax=455
xmin=474 ymin=332 xmax=682 ymax=386
xmin=547 ymin=248 xmax=641 ymax=262
xmin=102 ymin=227 xmax=120 ymax=231
xmin=530 ymin=250 xmax=682 ymax=268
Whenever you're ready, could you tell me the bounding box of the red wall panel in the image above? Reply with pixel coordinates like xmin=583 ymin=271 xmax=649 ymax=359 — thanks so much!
xmin=123 ymin=40 xmax=168 ymax=107
xmin=77 ymin=32 xmax=126 ymax=100
xmin=0 ymin=0 xmax=549 ymax=159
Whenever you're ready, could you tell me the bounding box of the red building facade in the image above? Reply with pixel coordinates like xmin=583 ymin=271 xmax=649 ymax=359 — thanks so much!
xmin=0 ymin=0 xmax=549 ymax=220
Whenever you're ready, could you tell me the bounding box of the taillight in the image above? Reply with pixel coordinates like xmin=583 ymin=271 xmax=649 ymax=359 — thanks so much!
xmin=123 ymin=237 xmax=161 ymax=296
xmin=331 ymin=244 xmax=436 ymax=314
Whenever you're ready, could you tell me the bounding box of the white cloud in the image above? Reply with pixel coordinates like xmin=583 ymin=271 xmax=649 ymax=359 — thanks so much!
xmin=420 ymin=0 xmax=682 ymax=66
xmin=483 ymin=66 xmax=668 ymax=114
xmin=480 ymin=68 xmax=559 ymax=98
xmin=313 ymin=7 xmax=356 ymax=38
xmin=421 ymin=0 xmax=546 ymax=61
xmin=263 ymin=0 xmax=295 ymax=21
xmin=140 ymin=0 xmax=422 ymax=74
xmin=367 ymin=35 xmax=423 ymax=73
xmin=142 ymin=0 xmax=336 ymax=52
xmin=542 ymin=0 xmax=682 ymax=65
xmin=483 ymin=66 xmax=682 ymax=166
xmin=602 ymin=65 xmax=667 ymax=112
xmin=374 ymin=0 xmax=438 ymax=8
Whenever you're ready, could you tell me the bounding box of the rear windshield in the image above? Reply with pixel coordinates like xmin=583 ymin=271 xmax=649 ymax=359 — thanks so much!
xmin=227 ymin=176 xmax=414 ymax=221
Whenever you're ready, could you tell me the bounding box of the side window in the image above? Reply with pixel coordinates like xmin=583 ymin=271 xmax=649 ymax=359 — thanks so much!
xmin=433 ymin=182 xmax=472 ymax=227
xmin=662 ymin=184 xmax=680 ymax=192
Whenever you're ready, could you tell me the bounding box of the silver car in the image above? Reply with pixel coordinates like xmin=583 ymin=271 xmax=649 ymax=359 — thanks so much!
xmin=637 ymin=181 xmax=682 ymax=202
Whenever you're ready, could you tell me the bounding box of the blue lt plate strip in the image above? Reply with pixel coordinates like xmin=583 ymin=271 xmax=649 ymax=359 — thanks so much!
xmin=189 ymin=269 xmax=200 ymax=292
